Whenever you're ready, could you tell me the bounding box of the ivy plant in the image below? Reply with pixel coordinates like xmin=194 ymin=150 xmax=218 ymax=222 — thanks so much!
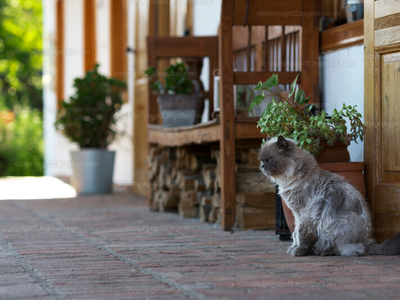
xmin=249 ymin=74 xmax=366 ymax=156
xmin=145 ymin=62 xmax=193 ymax=95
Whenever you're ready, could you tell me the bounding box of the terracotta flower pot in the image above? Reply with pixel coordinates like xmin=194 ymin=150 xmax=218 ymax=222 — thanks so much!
xmin=316 ymin=141 xmax=350 ymax=163
xmin=282 ymin=162 xmax=366 ymax=233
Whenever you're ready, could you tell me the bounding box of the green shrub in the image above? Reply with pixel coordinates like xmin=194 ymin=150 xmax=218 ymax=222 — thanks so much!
xmin=0 ymin=109 xmax=44 ymax=176
xmin=55 ymin=64 xmax=127 ymax=149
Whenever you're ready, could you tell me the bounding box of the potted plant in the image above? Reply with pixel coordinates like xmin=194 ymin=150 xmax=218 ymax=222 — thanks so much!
xmin=55 ymin=64 xmax=127 ymax=195
xmin=250 ymin=74 xmax=366 ymax=232
xmin=146 ymin=62 xmax=204 ymax=127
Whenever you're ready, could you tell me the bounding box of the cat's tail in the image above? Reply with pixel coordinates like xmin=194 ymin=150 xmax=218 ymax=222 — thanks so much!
xmin=365 ymin=231 xmax=400 ymax=255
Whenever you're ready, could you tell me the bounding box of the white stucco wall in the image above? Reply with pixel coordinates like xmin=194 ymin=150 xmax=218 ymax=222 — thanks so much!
xmin=320 ymin=45 xmax=364 ymax=162
xmin=44 ymin=0 xmax=82 ymax=179
xmin=43 ymin=0 xmax=133 ymax=185
xmin=96 ymin=0 xmax=110 ymax=76
xmin=193 ymin=0 xmax=221 ymax=120
xmin=42 ymin=0 xmax=57 ymax=176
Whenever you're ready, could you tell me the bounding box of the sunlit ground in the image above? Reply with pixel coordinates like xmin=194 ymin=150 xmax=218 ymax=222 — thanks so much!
xmin=0 ymin=176 xmax=77 ymax=200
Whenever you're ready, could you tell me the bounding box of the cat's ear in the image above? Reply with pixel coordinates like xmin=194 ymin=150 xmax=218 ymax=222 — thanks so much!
xmin=276 ymin=135 xmax=289 ymax=150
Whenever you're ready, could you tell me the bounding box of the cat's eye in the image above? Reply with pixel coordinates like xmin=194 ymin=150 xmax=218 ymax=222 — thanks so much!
xmin=265 ymin=158 xmax=271 ymax=162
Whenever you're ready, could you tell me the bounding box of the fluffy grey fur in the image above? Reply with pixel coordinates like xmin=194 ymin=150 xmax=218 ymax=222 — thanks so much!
xmin=259 ymin=136 xmax=400 ymax=256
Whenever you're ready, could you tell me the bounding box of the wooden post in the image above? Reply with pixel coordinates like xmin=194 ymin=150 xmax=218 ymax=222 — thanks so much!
xmin=83 ymin=0 xmax=97 ymax=72
xmin=281 ymin=26 xmax=286 ymax=72
xmin=301 ymin=0 xmax=320 ymax=105
xmin=247 ymin=26 xmax=252 ymax=72
xmin=110 ymin=0 xmax=127 ymax=81
xmin=264 ymin=26 xmax=269 ymax=72
xmin=219 ymin=0 xmax=236 ymax=231
xmin=56 ymin=0 xmax=64 ymax=105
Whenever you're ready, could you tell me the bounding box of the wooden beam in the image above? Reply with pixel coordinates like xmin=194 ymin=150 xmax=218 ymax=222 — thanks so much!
xmin=233 ymin=71 xmax=300 ymax=85
xmin=185 ymin=0 xmax=194 ymax=35
xmin=300 ymin=0 xmax=320 ymax=105
xmin=265 ymin=26 xmax=269 ymax=71
xmin=56 ymin=0 xmax=64 ymax=104
xmin=219 ymin=0 xmax=236 ymax=231
xmin=83 ymin=0 xmax=97 ymax=71
xmin=363 ymin=0 xmax=375 ymax=221
xmin=233 ymin=0 xmax=303 ymax=26
xmin=147 ymin=36 xmax=218 ymax=58
xmin=321 ymin=19 xmax=364 ymax=53
xmin=281 ymin=26 xmax=286 ymax=72
xmin=133 ymin=1 xmax=151 ymax=197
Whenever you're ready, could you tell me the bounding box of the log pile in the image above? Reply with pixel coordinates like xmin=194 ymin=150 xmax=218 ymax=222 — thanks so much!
xmin=149 ymin=146 xmax=219 ymax=221
xmin=234 ymin=144 xmax=276 ymax=230
xmin=148 ymin=142 xmax=275 ymax=229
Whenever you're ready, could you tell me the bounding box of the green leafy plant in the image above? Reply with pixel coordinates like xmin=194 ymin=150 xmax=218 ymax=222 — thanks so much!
xmin=145 ymin=62 xmax=193 ymax=95
xmin=0 ymin=0 xmax=43 ymax=110
xmin=249 ymin=74 xmax=366 ymax=156
xmin=0 ymin=109 xmax=43 ymax=176
xmin=55 ymin=64 xmax=127 ymax=149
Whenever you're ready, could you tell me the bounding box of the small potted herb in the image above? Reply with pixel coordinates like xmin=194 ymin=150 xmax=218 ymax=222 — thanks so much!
xmin=55 ymin=64 xmax=127 ymax=195
xmin=146 ymin=62 xmax=204 ymax=127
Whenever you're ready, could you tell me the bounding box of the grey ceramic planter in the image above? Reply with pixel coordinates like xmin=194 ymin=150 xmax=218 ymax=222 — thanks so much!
xmin=70 ymin=149 xmax=115 ymax=195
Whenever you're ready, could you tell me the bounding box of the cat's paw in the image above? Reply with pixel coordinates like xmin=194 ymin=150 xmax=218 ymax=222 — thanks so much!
xmin=291 ymin=247 xmax=310 ymax=257
xmin=287 ymin=245 xmax=296 ymax=254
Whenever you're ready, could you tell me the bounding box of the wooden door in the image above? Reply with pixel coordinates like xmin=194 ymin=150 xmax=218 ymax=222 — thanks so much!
xmin=365 ymin=0 xmax=400 ymax=242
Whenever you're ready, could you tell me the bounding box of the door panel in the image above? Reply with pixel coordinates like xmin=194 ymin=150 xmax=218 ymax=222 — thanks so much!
xmin=381 ymin=54 xmax=400 ymax=182
xmin=365 ymin=0 xmax=400 ymax=242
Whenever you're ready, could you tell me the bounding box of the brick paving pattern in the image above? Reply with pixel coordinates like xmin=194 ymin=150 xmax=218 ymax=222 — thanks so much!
xmin=0 ymin=194 xmax=399 ymax=300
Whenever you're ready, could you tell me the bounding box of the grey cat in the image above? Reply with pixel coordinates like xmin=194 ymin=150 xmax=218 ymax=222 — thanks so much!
xmin=259 ymin=136 xmax=400 ymax=256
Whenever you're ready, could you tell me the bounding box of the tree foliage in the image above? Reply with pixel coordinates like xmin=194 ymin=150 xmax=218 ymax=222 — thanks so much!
xmin=0 ymin=0 xmax=43 ymax=110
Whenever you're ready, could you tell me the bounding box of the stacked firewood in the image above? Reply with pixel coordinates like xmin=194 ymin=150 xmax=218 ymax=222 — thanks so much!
xmin=148 ymin=142 xmax=276 ymax=229
xmin=148 ymin=146 xmax=220 ymax=222
xmin=234 ymin=146 xmax=276 ymax=230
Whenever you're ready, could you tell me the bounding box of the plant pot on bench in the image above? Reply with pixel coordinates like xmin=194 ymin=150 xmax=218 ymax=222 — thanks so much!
xmin=158 ymin=93 xmax=204 ymax=127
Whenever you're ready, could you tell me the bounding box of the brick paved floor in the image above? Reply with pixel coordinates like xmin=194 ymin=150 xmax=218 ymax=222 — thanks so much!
xmin=0 ymin=194 xmax=399 ymax=300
